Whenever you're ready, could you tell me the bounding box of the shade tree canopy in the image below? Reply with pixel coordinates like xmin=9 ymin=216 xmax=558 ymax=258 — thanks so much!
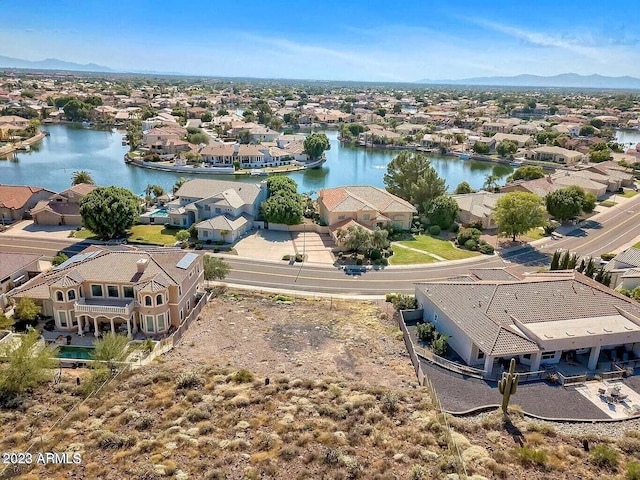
xmin=494 ymin=191 xmax=547 ymax=241
xmin=303 ymin=132 xmax=331 ymax=160
xmin=427 ymin=195 xmax=459 ymax=229
xmin=510 ymin=165 xmax=545 ymax=182
xmin=383 ymin=151 xmax=447 ymax=213
xmin=80 ymin=186 xmax=140 ymax=239
xmin=545 ymin=186 xmax=595 ymax=221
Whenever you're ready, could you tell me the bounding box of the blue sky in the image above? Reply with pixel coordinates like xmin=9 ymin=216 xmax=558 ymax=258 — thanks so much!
xmin=2 ymin=0 xmax=639 ymax=81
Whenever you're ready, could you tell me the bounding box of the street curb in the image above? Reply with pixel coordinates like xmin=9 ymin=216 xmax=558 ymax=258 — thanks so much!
xmin=206 ymin=281 xmax=386 ymax=300
xmin=444 ymin=404 xmax=640 ymax=423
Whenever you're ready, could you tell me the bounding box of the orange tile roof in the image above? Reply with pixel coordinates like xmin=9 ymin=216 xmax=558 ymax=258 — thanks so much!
xmin=0 ymin=185 xmax=46 ymax=210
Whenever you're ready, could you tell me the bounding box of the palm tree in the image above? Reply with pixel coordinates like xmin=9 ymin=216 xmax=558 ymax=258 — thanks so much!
xmin=71 ymin=170 xmax=95 ymax=185
xmin=483 ymin=174 xmax=500 ymax=192
xmin=173 ymin=177 xmax=187 ymax=194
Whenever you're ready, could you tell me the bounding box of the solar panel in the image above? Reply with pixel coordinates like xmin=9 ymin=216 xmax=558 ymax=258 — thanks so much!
xmin=54 ymin=250 xmax=100 ymax=270
xmin=176 ymin=252 xmax=199 ymax=270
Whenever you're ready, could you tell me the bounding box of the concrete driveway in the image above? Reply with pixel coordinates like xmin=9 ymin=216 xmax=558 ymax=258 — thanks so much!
xmin=3 ymin=220 xmax=78 ymax=240
xmin=234 ymin=230 xmax=296 ymax=261
xmin=291 ymin=231 xmax=335 ymax=265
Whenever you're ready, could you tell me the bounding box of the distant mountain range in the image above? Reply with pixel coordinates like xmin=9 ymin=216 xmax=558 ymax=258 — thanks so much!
xmin=0 ymin=55 xmax=113 ymax=72
xmin=418 ymin=73 xmax=640 ymax=89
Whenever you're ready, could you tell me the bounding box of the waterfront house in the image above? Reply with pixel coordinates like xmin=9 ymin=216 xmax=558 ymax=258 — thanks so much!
xmin=0 ymin=251 xmax=42 ymax=310
xmin=167 ymin=179 xmax=267 ymax=242
xmin=318 ymin=186 xmax=417 ymax=235
xmin=491 ymin=132 xmax=534 ymax=148
xmin=0 ymin=185 xmax=55 ymax=223
xmin=31 ymin=184 xmax=97 ymax=226
xmin=10 ymin=247 xmax=203 ymax=337
xmin=0 ymin=115 xmax=29 ymax=128
xmin=142 ymin=126 xmax=188 ymax=148
xmin=525 ymin=146 xmax=584 ymax=165
xmin=451 ymin=192 xmax=505 ymax=229
xmin=413 ymin=271 xmax=640 ymax=378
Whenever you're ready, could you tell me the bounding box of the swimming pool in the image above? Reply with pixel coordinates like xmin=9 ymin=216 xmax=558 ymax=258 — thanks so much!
xmin=149 ymin=208 xmax=169 ymax=218
xmin=56 ymin=346 xmax=95 ymax=360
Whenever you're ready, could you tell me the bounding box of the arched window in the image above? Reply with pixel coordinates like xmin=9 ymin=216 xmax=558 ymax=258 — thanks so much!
xmin=56 ymin=291 xmax=63 ymax=302
xmin=145 ymin=295 xmax=152 ymax=307
xmin=68 ymin=290 xmax=76 ymax=301
xmin=156 ymin=294 xmax=163 ymax=305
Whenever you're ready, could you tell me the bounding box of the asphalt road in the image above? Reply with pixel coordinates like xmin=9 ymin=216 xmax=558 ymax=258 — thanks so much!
xmin=2 ymin=194 xmax=640 ymax=296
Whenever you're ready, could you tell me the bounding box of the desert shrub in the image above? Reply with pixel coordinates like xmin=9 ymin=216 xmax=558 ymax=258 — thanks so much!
xmin=295 ymin=253 xmax=304 ymax=262
xmin=323 ymin=447 xmax=340 ymax=465
xmin=431 ymin=334 xmax=449 ymax=356
xmin=627 ymin=461 xmax=640 ymax=480
xmin=619 ymin=437 xmax=640 ymax=455
xmin=185 ymin=407 xmax=210 ymax=422
xmin=176 ymin=371 xmax=203 ymax=390
xmin=232 ymin=369 xmax=254 ymax=383
xmin=457 ymin=227 xmax=481 ymax=245
xmin=515 ymin=446 xmax=548 ymax=467
xmin=381 ymin=392 xmax=398 ymax=416
xmin=390 ymin=294 xmax=417 ymax=311
xmin=591 ymin=444 xmax=619 ymax=470
xmin=135 ymin=413 xmax=154 ymax=431
xmin=416 ymin=322 xmax=436 ymax=342
xmin=464 ymin=239 xmax=477 ymax=251
xmin=429 ymin=225 xmax=441 ymax=236
xmin=98 ymin=431 xmax=135 ymax=449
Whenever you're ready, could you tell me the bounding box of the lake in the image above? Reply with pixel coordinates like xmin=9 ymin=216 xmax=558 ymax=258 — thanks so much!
xmin=1 ymin=125 xmax=513 ymax=195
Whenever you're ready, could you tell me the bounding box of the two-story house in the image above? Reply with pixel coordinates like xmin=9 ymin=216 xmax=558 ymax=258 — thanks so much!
xmin=167 ymin=179 xmax=267 ymax=243
xmin=0 ymin=251 xmax=42 ymax=310
xmin=318 ymin=186 xmax=417 ymax=245
xmin=10 ymin=247 xmax=203 ymax=337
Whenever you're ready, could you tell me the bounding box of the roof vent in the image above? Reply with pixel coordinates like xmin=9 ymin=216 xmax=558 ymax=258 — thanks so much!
xmin=137 ymin=258 xmax=149 ymax=273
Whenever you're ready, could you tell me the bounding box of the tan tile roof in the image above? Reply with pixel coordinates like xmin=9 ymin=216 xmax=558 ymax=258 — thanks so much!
xmin=0 ymin=251 xmax=41 ymax=279
xmin=175 ymin=179 xmax=263 ymax=206
xmin=319 ymin=186 xmax=416 ymax=214
xmin=0 ymin=185 xmax=48 ymax=210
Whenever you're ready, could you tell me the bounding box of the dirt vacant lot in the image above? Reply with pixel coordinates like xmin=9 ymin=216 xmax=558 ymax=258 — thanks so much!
xmin=164 ymin=290 xmax=415 ymax=389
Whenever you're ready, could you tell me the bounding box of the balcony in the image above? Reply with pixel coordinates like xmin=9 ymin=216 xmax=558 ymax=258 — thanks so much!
xmin=74 ymin=298 xmax=135 ymax=317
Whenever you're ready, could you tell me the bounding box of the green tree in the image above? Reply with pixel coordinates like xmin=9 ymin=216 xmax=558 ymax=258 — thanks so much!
xmin=175 ymin=230 xmax=190 ymax=244
xmin=383 ymin=151 xmax=447 ymax=213
xmin=483 ymin=174 xmax=500 ymax=191
xmin=187 ymin=132 xmax=209 ymax=145
xmin=494 ymin=192 xmax=547 ymax=241
xmin=589 ymin=146 xmax=613 ymax=163
xmin=0 ymin=329 xmax=59 ymax=403
xmin=393 ymin=103 xmax=402 ymax=114
xmin=550 ymin=250 xmax=561 ymax=270
xmin=266 ymin=176 xmax=298 ymax=196
xmin=203 ymin=255 xmax=230 ymax=281
xmin=80 ymin=186 xmax=140 ymax=239
xmin=511 ymin=166 xmax=545 ymax=181
xmin=0 ymin=313 xmax=13 ymax=330
xmin=583 ymin=192 xmax=597 ymax=213
xmin=200 ymin=111 xmax=213 ymax=122
xmin=427 ymin=195 xmax=459 ymax=229
xmin=371 ymin=228 xmax=390 ymax=250
xmin=454 ymin=181 xmax=474 ymax=194
xmin=92 ymin=332 xmax=130 ymax=372
xmin=496 ymin=140 xmax=518 ymax=157
xmin=472 ymin=141 xmax=490 ymax=154
xmin=376 ymin=108 xmax=387 ymax=117
xmin=579 ymin=125 xmax=596 ymax=136
xmin=261 ymin=194 xmax=304 ymax=225
xmin=52 ymin=253 xmax=69 ymax=267
xmin=63 ymin=99 xmax=91 ymax=121
xmin=303 ymin=132 xmax=331 ymax=160
xmin=238 ymin=129 xmax=252 ymax=144
xmin=71 ymin=170 xmax=95 ymax=185
xmin=14 ymin=297 xmax=41 ymax=321
xmin=173 ymin=177 xmax=187 ymax=193
xmin=337 ymin=225 xmax=372 ymax=254
xmin=545 ymin=186 xmax=588 ymax=222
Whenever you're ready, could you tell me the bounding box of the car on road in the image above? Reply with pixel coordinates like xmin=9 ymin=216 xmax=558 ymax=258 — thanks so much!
xmin=343 ymin=265 xmax=367 ymax=275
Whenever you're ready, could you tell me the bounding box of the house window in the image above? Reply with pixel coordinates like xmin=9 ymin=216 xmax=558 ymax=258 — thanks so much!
xmin=541 ymin=351 xmax=556 ymax=360
xmin=215 ymin=208 xmax=221 ymax=213
xmin=477 ymin=350 xmax=485 ymax=360
xmin=56 ymin=291 xmax=64 ymax=302
xmin=179 ymin=286 xmax=182 ymax=296
xmin=91 ymin=284 xmax=103 ymax=297
xmin=156 ymin=294 xmax=163 ymax=305
xmin=363 ymin=214 xmax=370 ymax=221
xmin=146 ymin=315 xmax=155 ymax=332
xmin=145 ymin=296 xmax=152 ymax=307
xmin=67 ymin=290 xmax=76 ymax=301
xmin=123 ymin=286 xmax=134 ymax=298
xmin=180 ymin=309 xmax=184 ymax=321
xmin=58 ymin=310 xmax=67 ymax=327
xmin=70 ymin=310 xmax=77 ymax=326
xmin=107 ymin=285 xmax=119 ymax=298
xmin=433 ymin=313 xmax=438 ymax=323
xmin=203 ymin=231 xmax=208 ymax=238
xmin=157 ymin=313 xmax=165 ymax=331
xmin=186 ymin=300 xmax=190 ymax=311
xmin=338 ymin=215 xmax=345 ymax=220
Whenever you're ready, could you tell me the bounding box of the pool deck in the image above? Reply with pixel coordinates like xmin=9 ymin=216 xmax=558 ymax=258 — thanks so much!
xmin=42 ymin=329 xmax=147 ymax=347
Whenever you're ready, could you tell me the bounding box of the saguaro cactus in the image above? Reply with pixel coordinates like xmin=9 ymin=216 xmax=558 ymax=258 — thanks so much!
xmin=498 ymin=358 xmax=520 ymax=414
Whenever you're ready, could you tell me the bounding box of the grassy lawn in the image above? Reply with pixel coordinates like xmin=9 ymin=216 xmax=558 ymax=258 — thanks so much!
xmin=72 ymin=225 xmax=180 ymax=245
xmin=600 ymin=200 xmax=617 ymax=207
xmin=398 ymin=235 xmax=479 ymax=260
xmin=127 ymin=225 xmax=180 ymax=245
xmin=389 ymin=246 xmax=439 ymax=265
xmin=620 ymin=190 xmax=638 ymax=198
xmin=524 ymin=227 xmax=545 ymax=240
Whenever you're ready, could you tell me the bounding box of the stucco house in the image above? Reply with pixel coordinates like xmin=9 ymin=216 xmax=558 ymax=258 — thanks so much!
xmin=318 ymin=186 xmax=417 ymax=233
xmin=10 ymin=247 xmax=203 ymax=337
xmin=413 ymin=271 xmax=640 ymax=378
xmin=0 ymin=185 xmax=55 ymax=223
xmin=31 ymin=184 xmax=97 ymax=226
xmin=524 ymin=146 xmax=584 ymax=165
xmin=605 ymin=248 xmax=640 ymax=291
xmin=451 ymin=192 xmax=505 ymax=229
xmin=167 ymin=179 xmax=267 ymax=242
xmin=0 ymin=251 xmax=42 ymax=309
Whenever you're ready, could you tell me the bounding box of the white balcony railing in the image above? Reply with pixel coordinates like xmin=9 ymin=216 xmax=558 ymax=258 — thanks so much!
xmin=75 ymin=298 xmax=134 ymax=316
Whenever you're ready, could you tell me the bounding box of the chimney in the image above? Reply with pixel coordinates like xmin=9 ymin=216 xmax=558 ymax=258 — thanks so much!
xmin=234 ymin=142 xmax=240 ymax=154
xmin=137 ymin=258 xmax=149 ymax=273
